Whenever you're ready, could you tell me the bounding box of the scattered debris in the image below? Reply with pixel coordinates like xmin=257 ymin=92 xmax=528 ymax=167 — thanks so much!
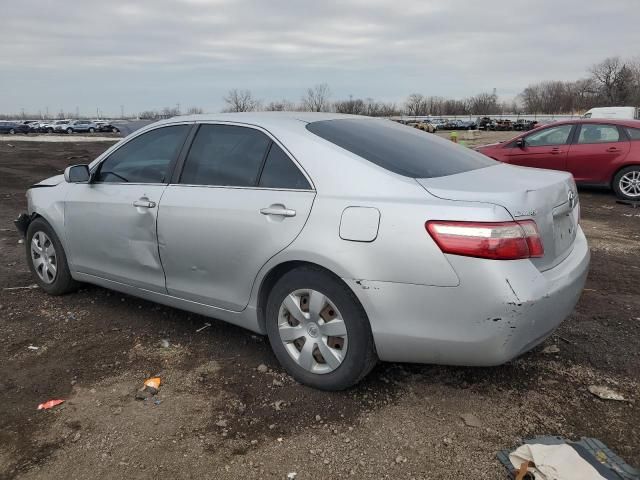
xmin=274 ymin=400 xmax=285 ymax=411
xmin=395 ymin=455 xmax=406 ymax=464
xmin=215 ymin=419 xmax=228 ymax=428
xmin=256 ymin=364 xmax=268 ymax=373
xmin=196 ymin=322 xmax=212 ymax=333
xmin=3 ymin=284 xmax=38 ymax=291
xmin=135 ymin=377 xmax=162 ymax=401
xmin=17 ymin=239 xmax=24 ymax=244
xmin=272 ymin=379 xmax=284 ymax=387
xmin=588 ymin=385 xmax=626 ymax=401
xmin=542 ymin=344 xmax=560 ymax=354
xmin=37 ymin=399 xmax=65 ymax=410
xmin=498 ymin=436 xmax=640 ymax=480
xmin=7 ymin=143 xmax=14 ymax=148
xmin=159 ymin=339 xmax=170 ymax=348
xmin=460 ymin=413 xmax=483 ymax=428
xmin=287 ymin=472 xmax=297 ymax=479
xmin=27 ymin=345 xmax=39 ymax=351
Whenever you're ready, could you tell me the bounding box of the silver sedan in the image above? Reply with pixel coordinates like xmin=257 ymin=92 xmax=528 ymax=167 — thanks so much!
xmin=15 ymin=113 xmax=590 ymax=390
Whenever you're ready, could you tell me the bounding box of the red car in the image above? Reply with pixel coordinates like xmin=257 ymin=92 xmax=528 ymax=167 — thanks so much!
xmin=476 ymin=119 xmax=640 ymax=201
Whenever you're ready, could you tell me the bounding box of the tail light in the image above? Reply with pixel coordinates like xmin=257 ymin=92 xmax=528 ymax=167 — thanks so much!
xmin=425 ymin=220 xmax=544 ymax=260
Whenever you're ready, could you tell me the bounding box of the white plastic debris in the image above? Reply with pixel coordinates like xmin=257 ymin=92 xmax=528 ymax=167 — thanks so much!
xmin=588 ymin=385 xmax=626 ymax=401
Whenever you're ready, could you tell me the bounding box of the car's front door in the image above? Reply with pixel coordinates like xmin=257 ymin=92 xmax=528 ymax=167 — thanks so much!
xmin=566 ymin=123 xmax=630 ymax=184
xmin=64 ymin=124 xmax=191 ymax=292
xmin=503 ymin=124 xmax=575 ymax=171
xmin=157 ymin=123 xmax=315 ymax=312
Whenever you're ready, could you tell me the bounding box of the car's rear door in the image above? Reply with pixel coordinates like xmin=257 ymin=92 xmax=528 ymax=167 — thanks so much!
xmin=566 ymin=123 xmax=630 ymax=184
xmin=503 ymin=124 xmax=575 ymax=171
xmin=64 ymin=123 xmax=191 ymax=292
xmin=157 ymin=123 xmax=315 ymax=312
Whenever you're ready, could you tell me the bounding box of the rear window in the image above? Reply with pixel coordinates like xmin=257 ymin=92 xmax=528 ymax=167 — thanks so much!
xmin=306 ymin=118 xmax=495 ymax=178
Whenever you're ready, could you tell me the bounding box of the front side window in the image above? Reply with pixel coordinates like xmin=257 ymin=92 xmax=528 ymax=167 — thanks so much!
xmin=525 ymin=125 xmax=573 ymax=147
xmin=577 ymin=124 xmax=621 ymax=144
xmin=180 ymin=124 xmax=270 ymax=187
xmin=94 ymin=125 xmax=189 ymax=183
xmin=258 ymin=144 xmax=311 ymax=190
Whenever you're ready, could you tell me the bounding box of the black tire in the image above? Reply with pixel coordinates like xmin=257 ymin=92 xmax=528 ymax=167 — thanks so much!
xmin=47 ymin=128 xmax=53 ymax=133
xmin=112 ymin=127 xmax=119 ymax=133
xmin=265 ymin=266 xmax=377 ymax=390
xmin=613 ymin=165 xmax=640 ymax=201
xmin=66 ymin=128 xmax=73 ymax=134
xmin=25 ymin=218 xmax=79 ymax=295
xmin=9 ymin=128 xmax=15 ymax=135
xmin=89 ymin=128 xmax=95 ymax=133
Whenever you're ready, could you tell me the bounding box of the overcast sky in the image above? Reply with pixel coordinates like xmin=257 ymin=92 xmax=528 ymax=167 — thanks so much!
xmin=1 ymin=0 xmax=638 ymax=117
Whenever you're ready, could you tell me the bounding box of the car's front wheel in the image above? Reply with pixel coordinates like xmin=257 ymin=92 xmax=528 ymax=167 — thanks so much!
xmin=26 ymin=218 xmax=79 ymax=295
xmin=613 ymin=166 xmax=640 ymax=201
xmin=89 ymin=128 xmax=95 ymax=133
xmin=66 ymin=128 xmax=73 ymax=134
xmin=9 ymin=128 xmax=15 ymax=134
xmin=265 ymin=266 xmax=377 ymax=390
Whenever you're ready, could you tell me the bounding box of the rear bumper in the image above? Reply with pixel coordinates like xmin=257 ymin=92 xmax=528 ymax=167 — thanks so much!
xmin=346 ymin=227 xmax=590 ymax=366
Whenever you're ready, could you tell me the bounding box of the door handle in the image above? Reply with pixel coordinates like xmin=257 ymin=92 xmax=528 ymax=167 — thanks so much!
xmin=606 ymin=147 xmax=620 ymax=153
xmin=260 ymin=207 xmax=296 ymax=217
xmin=133 ymin=199 xmax=156 ymax=209
xmin=550 ymin=148 xmax=562 ymax=154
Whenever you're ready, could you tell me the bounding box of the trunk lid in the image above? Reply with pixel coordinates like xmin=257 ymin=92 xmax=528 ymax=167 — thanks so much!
xmin=417 ymin=164 xmax=579 ymax=271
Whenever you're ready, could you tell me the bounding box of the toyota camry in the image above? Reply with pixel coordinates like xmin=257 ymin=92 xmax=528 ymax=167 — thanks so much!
xmin=15 ymin=113 xmax=590 ymax=390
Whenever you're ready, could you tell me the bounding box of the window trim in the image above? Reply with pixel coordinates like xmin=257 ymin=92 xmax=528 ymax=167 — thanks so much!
xmin=89 ymin=122 xmax=196 ymax=186
xmin=170 ymin=121 xmax=315 ymax=191
xmin=573 ymin=123 xmax=626 ymax=145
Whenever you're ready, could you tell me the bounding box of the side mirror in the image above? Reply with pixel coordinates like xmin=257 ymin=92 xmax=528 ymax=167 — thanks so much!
xmin=64 ymin=164 xmax=91 ymax=183
xmin=515 ymin=138 xmax=525 ymax=149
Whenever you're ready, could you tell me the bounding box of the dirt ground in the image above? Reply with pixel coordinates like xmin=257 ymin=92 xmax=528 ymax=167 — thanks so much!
xmin=0 ymin=133 xmax=638 ymax=480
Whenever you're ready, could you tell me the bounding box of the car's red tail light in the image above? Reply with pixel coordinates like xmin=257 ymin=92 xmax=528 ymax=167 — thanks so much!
xmin=425 ymin=220 xmax=544 ymax=260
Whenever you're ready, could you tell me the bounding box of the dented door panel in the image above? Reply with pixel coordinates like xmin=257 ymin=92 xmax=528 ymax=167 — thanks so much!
xmin=64 ymin=183 xmax=168 ymax=293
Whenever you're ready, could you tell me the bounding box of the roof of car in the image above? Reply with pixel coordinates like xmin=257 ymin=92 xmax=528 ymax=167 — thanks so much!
xmin=536 ymin=118 xmax=640 ymax=128
xmin=157 ymin=111 xmax=370 ymax=128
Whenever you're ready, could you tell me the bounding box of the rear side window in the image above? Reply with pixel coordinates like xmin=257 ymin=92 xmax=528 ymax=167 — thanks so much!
xmin=258 ymin=144 xmax=311 ymax=190
xmin=180 ymin=125 xmax=270 ymax=187
xmin=577 ymin=124 xmax=621 ymax=144
xmin=95 ymin=125 xmax=189 ymax=183
xmin=625 ymin=127 xmax=640 ymax=140
xmin=306 ymin=118 xmax=495 ymax=178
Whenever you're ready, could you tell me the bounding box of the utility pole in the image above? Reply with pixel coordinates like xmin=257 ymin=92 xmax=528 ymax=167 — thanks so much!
xmin=121 ymin=105 xmax=124 ymax=119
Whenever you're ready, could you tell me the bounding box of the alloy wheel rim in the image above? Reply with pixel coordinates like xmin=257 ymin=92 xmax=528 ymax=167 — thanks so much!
xmin=620 ymin=171 xmax=640 ymax=198
xmin=278 ymin=289 xmax=348 ymax=374
xmin=31 ymin=231 xmax=57 ymax=284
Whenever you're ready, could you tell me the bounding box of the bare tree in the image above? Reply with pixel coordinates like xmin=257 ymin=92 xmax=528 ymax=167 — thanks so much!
xmin=404 ymin=93 xmax=427 ymax=116
xmin=139 ymin=110 xmax=159 ymax=120
xmin=302 ymin=83 xmax=331 ymax=112
xmin=186 ymin=106 xmax=204 ymax=115
xmin=334 ymin=95 xmax=366 ymax=115
xmin=264 ymin=99 xmax=297 ymax=111
xmin=223 ymin=89 xmax=260 ymax=112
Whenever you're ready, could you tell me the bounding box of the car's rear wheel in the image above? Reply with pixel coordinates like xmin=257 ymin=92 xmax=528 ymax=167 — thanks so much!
xmin=26 ymin=218 xmax=79 ymax=295
xmin=89 ymin=128 xmax=95 ymax=133
xmin=613 ymin=166 xmax=640 ymax=201
xmin=47 ymin=128 xmax=53 ymax=133
xmin=265 ymin=266 xmax=377 ymax=390
xmin=66 ymin=128 xmax=73 ymax=134
xmin=9 ymin=128 xmax=15 ymax=134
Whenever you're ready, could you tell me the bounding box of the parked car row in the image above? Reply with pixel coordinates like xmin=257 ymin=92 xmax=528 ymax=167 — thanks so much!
xmin=477 ymin=117 xmax=539 ymax=131
xmin=0 ymin=120 xmax=121 ymax=134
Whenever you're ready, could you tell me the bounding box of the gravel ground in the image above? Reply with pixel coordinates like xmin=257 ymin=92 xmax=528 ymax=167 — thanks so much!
xmin=0 ymin=137 xmax=638 ymax=479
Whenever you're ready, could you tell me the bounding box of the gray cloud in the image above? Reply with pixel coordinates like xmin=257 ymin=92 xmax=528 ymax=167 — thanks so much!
xmin=1 ymin=0 xmax=638 ymax=116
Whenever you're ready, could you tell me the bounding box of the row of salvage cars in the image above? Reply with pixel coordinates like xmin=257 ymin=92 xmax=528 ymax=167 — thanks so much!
xmin=0 ymin=120 xmax=120 ymax=134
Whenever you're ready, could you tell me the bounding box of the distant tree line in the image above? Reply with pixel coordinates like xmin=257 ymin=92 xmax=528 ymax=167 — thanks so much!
xmin=3 ymin=56 xmax=638 ymax=121
xmin=519 ymin=57 xmax=640 ymax=114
